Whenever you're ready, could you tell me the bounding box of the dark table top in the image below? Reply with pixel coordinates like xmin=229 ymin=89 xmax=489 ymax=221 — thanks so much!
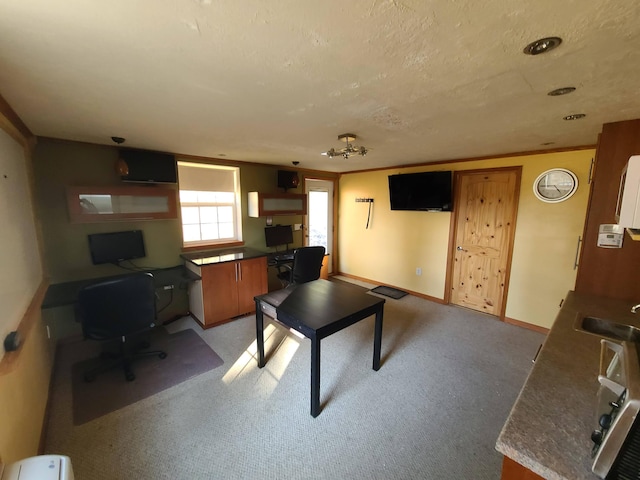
xmin=42 ymin=265 xmax=200 ymax=309
xmin=257 ymin=279 xmax=385 ymax=339
xmin=181 ymin=247 xmax=268 ymax=266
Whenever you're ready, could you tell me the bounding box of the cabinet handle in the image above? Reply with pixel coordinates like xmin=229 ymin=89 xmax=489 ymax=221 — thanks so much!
xmin=235 ymin=263 xmax=238 ymax=282
xmin=238 ymin=262 xmax=242 ymax=281
xmin=574 ymin=236 xmax=582 ymax=270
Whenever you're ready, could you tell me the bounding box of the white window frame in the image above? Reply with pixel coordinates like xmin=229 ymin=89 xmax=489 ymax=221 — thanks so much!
xmin=177 ymin=162 xmax=243 ymax=248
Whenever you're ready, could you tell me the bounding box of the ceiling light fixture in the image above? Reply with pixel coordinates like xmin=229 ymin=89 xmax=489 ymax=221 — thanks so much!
xmin=322 ymin=133 xmax=368 ymax=159
xmin=563 ymin=113 xmax=586 ymax=120
xmin=548 ymin=87 xmax=576 ymax=96
xmin=523 ymin=36 xmax=562 ymax=55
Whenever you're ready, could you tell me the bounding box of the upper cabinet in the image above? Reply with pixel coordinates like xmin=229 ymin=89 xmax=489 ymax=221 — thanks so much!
xmin=248 ymin=192 xmax=307 ymax=217
xmin=67 ymin=185 xmax=178 ymax=223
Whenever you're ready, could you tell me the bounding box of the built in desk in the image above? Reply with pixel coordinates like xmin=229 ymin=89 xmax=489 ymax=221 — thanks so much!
xmin=42 ymin=265 xmax=200 ymax=309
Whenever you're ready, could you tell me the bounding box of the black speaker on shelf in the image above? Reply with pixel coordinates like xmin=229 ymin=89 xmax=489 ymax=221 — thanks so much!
xmin=277 ymin=170 xmax=299 ymax=190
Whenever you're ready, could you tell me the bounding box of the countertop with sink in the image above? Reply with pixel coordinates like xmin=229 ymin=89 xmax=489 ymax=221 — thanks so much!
xmin=496 ymin=290 xmax=640 ymax=480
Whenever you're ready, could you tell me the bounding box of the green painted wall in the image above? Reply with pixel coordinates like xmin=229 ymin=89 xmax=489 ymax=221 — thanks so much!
xmin=32 ymin=139 xmax=307 ymax=316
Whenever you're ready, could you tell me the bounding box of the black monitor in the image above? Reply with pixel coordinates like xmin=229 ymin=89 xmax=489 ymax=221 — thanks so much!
xmin=264 ymin=225 xmax=293 ymax=248
xmin=88 ymin=230 xmax=146 ymax=265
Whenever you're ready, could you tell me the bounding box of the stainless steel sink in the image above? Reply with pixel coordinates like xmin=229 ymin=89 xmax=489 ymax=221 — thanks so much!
xmin=575 ymin=314 xmax=640 ymax=342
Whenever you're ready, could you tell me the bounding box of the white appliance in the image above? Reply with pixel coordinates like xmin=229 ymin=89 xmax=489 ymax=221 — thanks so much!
xmin=1 ymin=455 xmax=74 ymax=480
xmin=615 ymin=155 xmax=640 ymax=228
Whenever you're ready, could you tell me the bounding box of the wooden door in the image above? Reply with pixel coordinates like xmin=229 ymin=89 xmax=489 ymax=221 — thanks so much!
xmin=236 ymin=257 xmax=268 ymax=315
xmin=201 ymin=261 xmax=239 ymax=325
xmin=450 ymin=168 xmax=520 ymax=316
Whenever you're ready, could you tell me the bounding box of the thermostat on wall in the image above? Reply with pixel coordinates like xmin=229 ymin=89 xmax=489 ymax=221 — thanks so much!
xmin=597 ymin=224 xmax=624 ymax=248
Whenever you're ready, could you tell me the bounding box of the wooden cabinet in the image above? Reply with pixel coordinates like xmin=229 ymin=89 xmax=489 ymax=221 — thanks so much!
xmin=500 ymin=457 xmax=543 ymax=480
xmin=575 ymin=118 xmax=640 ymax=301
xmin=66 ymin=185 xmax=177 ymax=223
xmin=248 ymin=192 xmax=307 ymax=217
xmin=186 ymin=256 xmax=268 ymax=328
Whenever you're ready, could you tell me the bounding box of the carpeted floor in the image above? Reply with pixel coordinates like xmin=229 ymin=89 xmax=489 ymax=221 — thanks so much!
xmin=44 ymin=277 xmax=545 ymax=480
xmin=67 ymin=328 xmax=224 ymax=425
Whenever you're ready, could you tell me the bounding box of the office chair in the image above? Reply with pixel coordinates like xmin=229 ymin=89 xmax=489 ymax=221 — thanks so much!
xmin=76 ymin=272 xmax=167 ymax=382
xmin=277 ymin=246 xmax=326 ymax=287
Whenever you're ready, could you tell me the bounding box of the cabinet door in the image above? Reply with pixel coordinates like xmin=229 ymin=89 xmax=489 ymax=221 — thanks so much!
xmin=201 ymin=262 xmax=239 ymax=326
xmin=236 ymin=257 xmax=268 ymax=315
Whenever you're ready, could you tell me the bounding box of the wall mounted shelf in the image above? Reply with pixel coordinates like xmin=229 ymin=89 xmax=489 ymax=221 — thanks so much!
xmin=248 ymin=192 xmax=307 ymax=217
xmin=66 ymin=185 xmax=178 ymax=223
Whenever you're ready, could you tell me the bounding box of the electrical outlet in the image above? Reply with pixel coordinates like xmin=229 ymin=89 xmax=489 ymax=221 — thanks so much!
xmin=416 ymin=267 xmax=422 ymax=276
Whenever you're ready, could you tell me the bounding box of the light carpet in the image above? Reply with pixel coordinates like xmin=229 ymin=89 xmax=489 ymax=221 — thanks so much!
xmin=44 ymin=277 xmax=544 ymax=479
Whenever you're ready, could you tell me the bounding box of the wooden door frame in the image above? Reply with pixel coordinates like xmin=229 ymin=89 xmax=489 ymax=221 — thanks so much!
xmin=443 ymin=166 xmax=522 ymax=320
xmin=302 ymin=174 xmax=339 ymax=275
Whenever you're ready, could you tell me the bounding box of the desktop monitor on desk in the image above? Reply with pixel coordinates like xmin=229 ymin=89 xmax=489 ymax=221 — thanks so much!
xmin=265 ymin=225 xmax=293 ymax=249
xmin=88 ymin=230 xmax=146 ymax=265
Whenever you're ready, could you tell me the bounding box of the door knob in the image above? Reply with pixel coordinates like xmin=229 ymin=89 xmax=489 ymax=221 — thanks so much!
xmin=456 ymin=246 xmax=464 ymax=251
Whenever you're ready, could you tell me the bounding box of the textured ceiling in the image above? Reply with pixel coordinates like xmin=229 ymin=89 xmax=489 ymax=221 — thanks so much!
xmin=1 ymin=0 xmax=640 ymax=172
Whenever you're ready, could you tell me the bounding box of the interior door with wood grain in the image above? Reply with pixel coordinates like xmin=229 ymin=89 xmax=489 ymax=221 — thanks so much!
xmin=450 ymin=168 xmax=520 ymax=317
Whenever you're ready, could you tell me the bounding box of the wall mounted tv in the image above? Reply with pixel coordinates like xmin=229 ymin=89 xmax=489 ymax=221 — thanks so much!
xmin=277 ymin=170 xmax=299 ymax=190
xmin=388 ymin=171 xmax=453 ymax=211
xmin=88 ymin=230 xmax=146 ymax=265
xmin=119 ymin=149 xmax=177 ymax=184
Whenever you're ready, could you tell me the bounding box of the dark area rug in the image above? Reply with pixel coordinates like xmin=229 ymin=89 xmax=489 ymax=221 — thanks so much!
xmin=70 ymin=328 xmax=223 ymax=425
xmin=370 ymin=285 xmax=409 ymax=299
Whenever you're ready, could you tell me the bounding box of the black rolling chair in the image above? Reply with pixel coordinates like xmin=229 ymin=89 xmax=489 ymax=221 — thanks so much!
xmin=277 ymin=246 xmax=326 ymax=287
xmin=76 ymin=272 xmax=167 ymax=382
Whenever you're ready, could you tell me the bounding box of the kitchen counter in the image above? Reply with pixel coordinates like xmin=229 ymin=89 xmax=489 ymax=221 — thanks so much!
xmin=181 ymin=247 xmax=268 ymax=266
xmin=496 ymin=291 xmax=640 ymax=479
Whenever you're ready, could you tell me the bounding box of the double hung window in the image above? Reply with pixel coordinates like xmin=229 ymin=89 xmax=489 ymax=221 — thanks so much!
xmin=177 ymin=162 xmax=242 ymax=248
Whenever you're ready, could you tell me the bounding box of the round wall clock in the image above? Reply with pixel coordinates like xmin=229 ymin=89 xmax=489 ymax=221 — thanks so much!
xmin=533 ymin=168 xmax=578 ymax=203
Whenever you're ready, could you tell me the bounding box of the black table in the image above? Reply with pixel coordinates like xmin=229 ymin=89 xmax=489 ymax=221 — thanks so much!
xmin=254 ymin=279 xmax=385 ymax=417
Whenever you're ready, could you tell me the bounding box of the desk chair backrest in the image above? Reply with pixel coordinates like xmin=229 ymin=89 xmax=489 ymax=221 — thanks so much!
xmin=77 ymin=272 xmax=157 ymax=341
xmin=291 ymin=246 xmax=326 ymax=285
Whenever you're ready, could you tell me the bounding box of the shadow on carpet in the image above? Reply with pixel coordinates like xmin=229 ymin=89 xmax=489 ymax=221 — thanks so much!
xmin=70 ymin=328 xmax=223 ymax=425
xmin=370 ymin=285 xmax=408 ymax=299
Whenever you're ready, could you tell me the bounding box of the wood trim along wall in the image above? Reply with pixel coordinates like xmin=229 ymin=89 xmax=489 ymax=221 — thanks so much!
xmin=503 ymin=317 xmax=550 ymax=335
xmin=0 ymin=280 xmax=49 ymax=376
xmin=337 ymin=272 xmax=446 ymax=304
xmin=342 ymin=145 xmax=596 ymax=175
xmin=38 ymin=136 xmax=341 ymax=178
xmin=0 ymin=93 xmax=35 ymax=151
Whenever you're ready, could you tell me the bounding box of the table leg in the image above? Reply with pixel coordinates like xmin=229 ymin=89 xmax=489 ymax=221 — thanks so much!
xmin=311 ymin=336 xmax=321 ymax=417
xmin=255 ymin=300 xmax=265 ymax=368
xmin=373 ymin=306 xmax=383 ymax=371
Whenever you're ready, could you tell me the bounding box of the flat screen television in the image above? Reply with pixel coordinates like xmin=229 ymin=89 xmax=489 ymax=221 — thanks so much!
xmin=388 ymin=171 xmax=453 ymax=211
xmin=277 ymin=170 xmax=299 ymax=190
xmin=119 ymin=149 xmax=177 ymax=184
xmin=264 ymin=225 xmax=293 ymax=248
xmin=88 ymin=230 xmax=146 ymax=265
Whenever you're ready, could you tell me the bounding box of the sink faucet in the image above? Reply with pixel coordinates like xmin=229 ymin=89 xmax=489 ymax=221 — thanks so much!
xmin=632 ymin=304 xmax=640 ymax=314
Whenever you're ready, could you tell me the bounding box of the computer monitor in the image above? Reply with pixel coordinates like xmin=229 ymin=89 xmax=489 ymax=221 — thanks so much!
xmin=88 ymin=230 xmax=146 ymax=265
xmin=264 ymin=225 xmax=293 ymax=248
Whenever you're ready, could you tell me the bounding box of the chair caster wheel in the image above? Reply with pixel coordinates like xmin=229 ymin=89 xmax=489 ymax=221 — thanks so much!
xmin=125 ymin=372 xmax=135 ymax=382
xmin=159 ymin=352 xmax=168 ymax=359
xmin=83 ymin=374 xmax=95 ymax=383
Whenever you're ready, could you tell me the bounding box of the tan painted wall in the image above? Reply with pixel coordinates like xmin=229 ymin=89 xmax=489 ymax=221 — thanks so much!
xmin=0 ymin=127 xmax=51 ymax=462
xmin=339 ymin=149 xmax=594 ymax=328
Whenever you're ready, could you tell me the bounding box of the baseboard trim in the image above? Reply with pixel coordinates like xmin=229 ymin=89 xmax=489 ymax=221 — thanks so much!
xmin=336 ymin=272 xmax=445 ymax=304
xmin=504 ymin=317 xmax=549 ymax=335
